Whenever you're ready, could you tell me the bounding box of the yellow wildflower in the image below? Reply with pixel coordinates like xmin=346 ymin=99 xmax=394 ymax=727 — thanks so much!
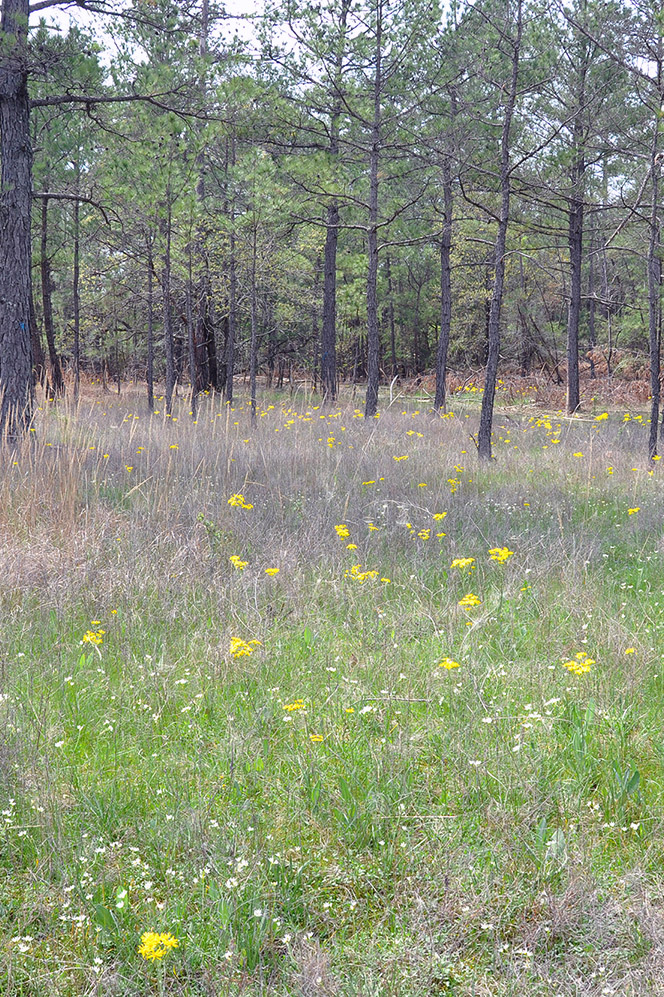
xmin=345 ymin=564 xmax=378 ymax=583
xmin=138 ymin=931 xmax=179 ymax=961
xmin=229 ymin=637 xmax=261 ymax=658
xmin=488 ymin=546 xmax=514 ymax=563
xmin=229 ymin=555 xmax=248 ymax=570
xmin=438 ymin=658 xmax=460 ymax=669
xmin=562 ymin=651 xmax=595 ymax=675
xmin=228 ymin=493 xmax=253 ymax=510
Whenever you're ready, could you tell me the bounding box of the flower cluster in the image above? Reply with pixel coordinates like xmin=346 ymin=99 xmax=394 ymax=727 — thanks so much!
xmin=229 ymin=637 xmax=261 ymax=658
xmin=81 ymin=629 xmax=105 ymax=646
xmin=334 ymin=524 xmax=350 ymax=538
xmin=488 ymin=546 xmax=514 ymax=562
xmin=137 ymin=931 xmax=179 ymax=961
xmin=562 ymin=651 xmax=595 ymax=676
xmin=283 ymin=700 xmax=306 ymax=712
xmin=345 ymin=564 xmax=379 ymax=583
xmin=458 ymin=593 xmax=481 ymax=609
xmin=438 ymin=657 xmax=460 ymax=670
xmin=229 ymin=555 xmax=248 ymax=570
xmin=450 ymin=557 xmax=475 ymax=570
xmin=228 ymin=493 xmax=253 ymax=510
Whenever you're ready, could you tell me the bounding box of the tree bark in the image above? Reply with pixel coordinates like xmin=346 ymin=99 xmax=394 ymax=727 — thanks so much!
xmin=186 ymin=275 xmax=197 ymax=421
xmin=162 ymin=198 xmax=175 ymax=415
xmin=477 ymin=0 xmax=522 ymax=460
xmin=565 ymin=54 xmax=586 ymax=415
xmin=385 ymin=253 xmax=397 ymax=377
xmin=194 ymin=0 xmax=212 ymax=393
xmin=40 ymin=195 xmax=64 ymax=395
xmin=647 ymin=156 xmax=660 ymax=460
xmin=321 ymin=198 xmax=340 ymax=402
xmin=587 ymin=226 xmax=596 ymax=378
xmin=648 ymin=49 xmax=662 ymax=460
xmin=147 ymin=242 xmax=155 ymax=411
xmin=29 ymin=285 xmax=45 ymax=388
xmin=434 ymin=154 xmax=453 ymax=411
xmin=364 ymin=0 xmax=382 ymax=419
xmin=250 ymin=226 xmax=258 ymax=426
xmin=0 ymin=0 xmax=33 ymax=439
xmin=225 ymin=134 xmax=237 ymax=405
xmin=320 ymin=0 xmax=351 ymax=403
xmin=72 ymin=181 xmax=81 ymax=402
xmin=566 ymin=170 xmax=583 ymax=414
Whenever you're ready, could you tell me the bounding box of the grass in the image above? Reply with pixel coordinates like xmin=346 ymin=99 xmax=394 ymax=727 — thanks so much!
xmin=1 ymin=387 xmax=663 ymax=995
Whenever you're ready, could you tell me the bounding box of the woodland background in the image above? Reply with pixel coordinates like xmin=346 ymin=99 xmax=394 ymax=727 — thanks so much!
xmin=22 ymin=0 xmax=664 ymax=423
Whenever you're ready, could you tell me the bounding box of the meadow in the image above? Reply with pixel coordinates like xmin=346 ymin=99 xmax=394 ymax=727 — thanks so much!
xmin=1 ymin=384 xmax=663 ymax=996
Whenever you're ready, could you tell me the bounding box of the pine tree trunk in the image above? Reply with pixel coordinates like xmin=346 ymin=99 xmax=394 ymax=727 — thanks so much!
xmin=186 ymin=278 xmax=197 ymax=421
xmin=320 ymin=0 xmax=350 ymax=403
xmin=40 ymin=196 xmax=64 ymax=395
xmin=321 ymin=199 xmax=339 ymax=401
xmin=434 ymin=154 xmax=453 ymax=411
xmin=648 ymin=94 xmax=662 ymax=460
xmin=162 ymin=200 xmax=175 ymax=415
xmin=206 ymin=309 xmax=218 ymax=390
xmin=588 ymin=228 xmax=596 ymax=379
xmin=72 ymin=186 xmax=81 ymax=402
xmin=412 ymin=286 xmax=421 ymax=373
xmin=477 ymin=0 xmax=521 ymax=460
xmin=250 ymin=227 xmax=258 ymax=426
xmin=147 ymin=244 xmax=155 ymax=411
xmin=225 ymin=135 xmax=237 ymax=405
xmin=267 ymin=301 xmax=276 ymax=387
xmin=218 ymin=307 xmax=228 ymax=394
xmin=0 ymin=0 xmax=33 ymax=439
xmin=194 ymin=0 xmax=211 ymax=393
xmin=29 ymin=286 xmax=45 ymax=388
xmin=364 ymin=1 xmax=382 ymax=419
xmin=226 ymin=225 xmax=236 ymax=405
xmin=566 ymin=181 xmax=583 ymax=414
xmin=385 ymin=254 xmax=397 ymax=377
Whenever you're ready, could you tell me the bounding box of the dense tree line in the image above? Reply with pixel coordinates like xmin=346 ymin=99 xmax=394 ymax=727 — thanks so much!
xmin=0 ymin=0 xmax=662 ymax=456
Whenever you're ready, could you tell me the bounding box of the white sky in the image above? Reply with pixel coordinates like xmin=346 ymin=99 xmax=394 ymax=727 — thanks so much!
xmin=41 ymin=1 xmax=259 ymax=41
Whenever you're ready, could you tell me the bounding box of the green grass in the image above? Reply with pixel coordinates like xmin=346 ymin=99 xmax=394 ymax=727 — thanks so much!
xmin=0 ymin=388 xmax=663 ymax=995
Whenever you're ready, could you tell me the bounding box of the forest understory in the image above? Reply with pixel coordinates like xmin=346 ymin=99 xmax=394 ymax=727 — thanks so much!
xmin=1 ymin=384 xmax=664 ymax=995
